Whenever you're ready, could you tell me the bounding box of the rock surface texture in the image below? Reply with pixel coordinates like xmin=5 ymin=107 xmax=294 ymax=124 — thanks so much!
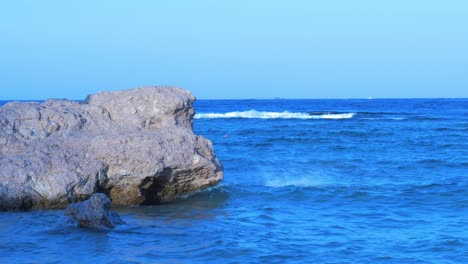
xmin=65 ymin=193 xmax=124 ymax=229
xmin=0 ymin=87 xmax=223 ymax=210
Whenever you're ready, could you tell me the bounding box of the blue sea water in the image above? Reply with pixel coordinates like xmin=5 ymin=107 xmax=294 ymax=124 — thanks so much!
xmin=0 ymin=99 xmax=467 ymax=263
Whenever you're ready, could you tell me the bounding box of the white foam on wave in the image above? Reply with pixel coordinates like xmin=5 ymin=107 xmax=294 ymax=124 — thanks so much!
xmin=260 ymin=167 xmax=333 ymax=187
xmin=195 ymin=110 xmax=355 ymax=120
xmin=264 ymin=177 xmax=330 ymax=187
xmin=317 ymin=113 xmax=355 ymax=119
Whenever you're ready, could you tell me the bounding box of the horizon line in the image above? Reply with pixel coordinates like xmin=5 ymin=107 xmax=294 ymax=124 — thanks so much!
xmin=196 ymin=97 xmax=468 ymax=100
xmin=1 ymin=97 xmax=467 ymax=102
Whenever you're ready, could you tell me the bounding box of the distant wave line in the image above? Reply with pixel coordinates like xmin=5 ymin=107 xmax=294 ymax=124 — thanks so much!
xmin=194 ymin=110 xmax=355 ymax=119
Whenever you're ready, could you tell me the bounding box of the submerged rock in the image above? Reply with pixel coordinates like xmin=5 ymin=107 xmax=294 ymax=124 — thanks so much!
xmin=65 ymin=193 xmax=124 ymax=229
xmin=0 ymin=86 xmax=223 ymax=210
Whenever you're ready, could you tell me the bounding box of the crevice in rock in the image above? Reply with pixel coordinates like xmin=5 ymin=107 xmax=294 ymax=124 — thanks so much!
xmin=96 ymin=180 xmax=111 ymax=197
xmin=139 ymin=168 xmax=173 ymax=205
xmin=96 ymin=166 xmax=110 ymax=195
xmin=18 ymin=195 xmax=34 ymax=210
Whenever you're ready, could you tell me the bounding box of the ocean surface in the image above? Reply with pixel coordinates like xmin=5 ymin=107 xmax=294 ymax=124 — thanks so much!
xmin=1 ymin=99 xmax=467 ymax=263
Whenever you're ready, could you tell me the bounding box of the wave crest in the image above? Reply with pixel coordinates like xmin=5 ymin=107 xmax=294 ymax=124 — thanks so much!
xmin=195 ymin=110 xmax=355 ymax=120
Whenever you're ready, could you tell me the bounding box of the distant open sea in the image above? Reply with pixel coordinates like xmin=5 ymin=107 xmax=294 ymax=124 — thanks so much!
xmin=1 ymin=99 xmax=467 ymax=263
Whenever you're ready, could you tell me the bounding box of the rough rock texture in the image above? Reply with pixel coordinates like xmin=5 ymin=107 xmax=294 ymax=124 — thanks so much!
xmin=65 ymin=193 xmax=124 ymax=229
xmin=0 ymin=87 xmax=223 ymax=210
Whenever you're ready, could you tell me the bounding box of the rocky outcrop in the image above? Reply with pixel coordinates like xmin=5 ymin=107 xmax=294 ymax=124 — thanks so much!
xmin=0 ymin=87 xmax=223 ymax=210
xmin=65 ymin=193 xmax=124 ymax=229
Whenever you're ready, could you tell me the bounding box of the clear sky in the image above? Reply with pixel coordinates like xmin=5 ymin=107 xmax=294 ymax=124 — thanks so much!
xmin=1 ymin=0 xmax=467 ymax=99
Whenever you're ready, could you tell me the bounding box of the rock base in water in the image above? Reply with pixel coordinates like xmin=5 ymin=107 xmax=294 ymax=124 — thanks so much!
xmin=65 ymin=193 xmax=124 ymax=229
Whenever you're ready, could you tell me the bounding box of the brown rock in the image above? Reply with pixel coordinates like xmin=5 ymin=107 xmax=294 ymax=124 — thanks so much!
xmin=0 ymin=87 xmax=223 ymax=210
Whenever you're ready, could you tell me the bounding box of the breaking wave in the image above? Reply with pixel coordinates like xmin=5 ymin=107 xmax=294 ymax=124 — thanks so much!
xmin=194 ymin=110 xmax=355 ymax=120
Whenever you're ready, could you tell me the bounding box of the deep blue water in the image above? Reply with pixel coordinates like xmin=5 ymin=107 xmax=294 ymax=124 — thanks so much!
xmin=1 ymin=99 xmax=467 ymax=263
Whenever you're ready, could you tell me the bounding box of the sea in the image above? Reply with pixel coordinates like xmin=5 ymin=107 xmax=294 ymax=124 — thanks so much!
xmin=0 ymin=99 xmax=467 ymax=263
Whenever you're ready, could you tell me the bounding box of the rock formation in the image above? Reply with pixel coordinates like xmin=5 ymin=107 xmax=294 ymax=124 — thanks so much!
xmin=0 ymin=87 xmax=223 ymax=210
xmin=65 ymin=193 xmax=124 ymax=229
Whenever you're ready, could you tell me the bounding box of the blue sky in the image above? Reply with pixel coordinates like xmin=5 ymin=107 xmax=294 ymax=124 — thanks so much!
xmin=1 ymin=0 xmax=467 ymax=99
